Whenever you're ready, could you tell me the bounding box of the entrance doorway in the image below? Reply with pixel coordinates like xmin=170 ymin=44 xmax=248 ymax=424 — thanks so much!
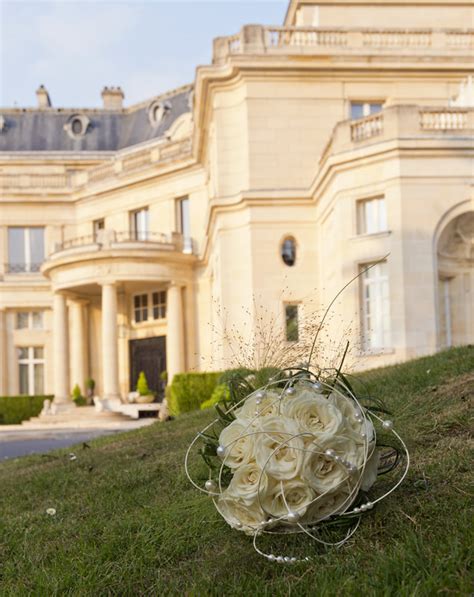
xmin=129 ymin=336 xmax=166 ymax=399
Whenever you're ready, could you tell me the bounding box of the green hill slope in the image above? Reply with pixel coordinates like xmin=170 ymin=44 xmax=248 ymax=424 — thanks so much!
xmin=0 ymin=346 xmax=472 ymax=595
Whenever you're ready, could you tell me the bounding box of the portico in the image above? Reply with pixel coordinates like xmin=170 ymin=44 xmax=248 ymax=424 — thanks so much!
xmin=42 ymin=233 xmax=195 ymax=406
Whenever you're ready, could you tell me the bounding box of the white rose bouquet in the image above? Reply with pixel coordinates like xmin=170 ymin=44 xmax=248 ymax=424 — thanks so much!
xmin=185 ymin=263 xmax=409 ymax=563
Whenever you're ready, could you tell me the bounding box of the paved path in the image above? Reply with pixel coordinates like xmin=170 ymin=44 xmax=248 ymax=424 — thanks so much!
xmin=0 ymin=430 xmax=122 ymax=460
xmin=0 ymin=421 xmax=155 ymax=461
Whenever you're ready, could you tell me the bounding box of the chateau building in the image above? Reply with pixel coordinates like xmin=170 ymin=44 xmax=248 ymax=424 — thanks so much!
xmin=0 ymin=0 xmax=473 ymax=410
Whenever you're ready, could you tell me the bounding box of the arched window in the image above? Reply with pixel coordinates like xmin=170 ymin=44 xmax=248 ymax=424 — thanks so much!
xmin=281 ymin=237 xmax=296 ymax=266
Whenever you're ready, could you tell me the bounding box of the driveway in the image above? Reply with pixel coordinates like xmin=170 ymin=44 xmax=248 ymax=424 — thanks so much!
xmin=0 ymin=424 xmax=154 ymax=461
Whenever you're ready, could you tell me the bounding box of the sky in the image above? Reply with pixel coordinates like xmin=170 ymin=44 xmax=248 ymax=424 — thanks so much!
xmin=0 ymin=0 xmax=287 ymax=108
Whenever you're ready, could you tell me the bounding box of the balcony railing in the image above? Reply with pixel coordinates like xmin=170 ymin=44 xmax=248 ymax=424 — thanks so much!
xmin=49 ymin=230 xmax=195 ymax=258
xmin=213 ymin=25 xmax=474 ymax=64
xmin=5 ymin=262 xmax=43 ymax=274
xmin=319 ymin=105 xmax=474 ymax=165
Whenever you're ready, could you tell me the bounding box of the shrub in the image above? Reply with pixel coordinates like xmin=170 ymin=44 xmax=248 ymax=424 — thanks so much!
xmin=136 ymin=371 xmax=151 ymax=396
xmin=0 ymin=395 xmax=52 ymax=425
xmin=72 ymin=384 xmax=87 ymax=406
xmin=200 ymin=383 xmax=231 ymax=410
xmin=85 ymin=378 xmax=95 ymax=396
xmin=217 ymin=367 xmax=254 ymax=385
xmin=169 ymin=372 xmax=220 ymax=415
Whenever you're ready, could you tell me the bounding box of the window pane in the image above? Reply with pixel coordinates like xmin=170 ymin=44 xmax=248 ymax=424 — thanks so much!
xmin=18 ymin=347 xmax=28 ymax=360
xmin=34 ymin=347 xmax=44 ymax=359
xmin=281 ymin=238 xmax=296 ymax=266
xmin=29 ymin=228 xmax=45 ymax=270
xmin=350 ymin=103 xmax=364 ymax=119
xmin=34 ymin=364 xmax=45 ymax=394
xmin=19 ymin=364 xmax=29 ymax=394
xmin=361 ymin=261 xmax=390 ymax=350
xmin=135 ymin=309 xmax=141 ymax=323
xmin=32 ymin=312 xmax=43 ymax=329
xmin=8 ymin=228 xmax=25 ymax=271
xmin=285 ymin=305 xmax=299 ymax=342
xmin=17 ymin=312 xmax=29 ymax=329
xmin=179 ymin=198 xmax=190 ymax=238
xmin=134 ymin=296 xmax=140 ymax=308
xmin=134 ymin=209 xmax=149 ymax=240
xmin=370 ymin=103 xmax=383 ymax=114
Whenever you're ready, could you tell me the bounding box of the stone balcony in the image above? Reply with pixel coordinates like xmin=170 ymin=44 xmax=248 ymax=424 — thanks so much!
xmin=212 ymin=25 xmax=474 ymax=64
xmin=46 ymin=230 xmax=194 ymax=263
xmin=319 ymin=105 xmax=474 ymax=166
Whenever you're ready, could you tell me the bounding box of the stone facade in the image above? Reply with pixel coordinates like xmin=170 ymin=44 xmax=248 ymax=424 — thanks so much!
xmin=0 ymin=0 xmax=473 ymax=404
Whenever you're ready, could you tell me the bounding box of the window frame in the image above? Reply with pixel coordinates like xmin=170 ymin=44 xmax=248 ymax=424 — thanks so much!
xmin=359 ymin=260 xmax=391 ymax=352
xmin=18 ymin=346 xmax=45 ymax=395
xmin=284 ymin=303 xmax=299 ymax=342
xmin=132 ymin=290 xmax=167 ymax=325
xmin=130 ymin=207 xmax=149 ymax=241
xmin=356 ymin=196 xmax=388 ymax=236
xmin=7 ymin=226 xmax=45 ymax=273
xmin=350 ymin=101 xmax=384 ymax=120
xmin=16 ymin=311 xmax=44 ymax=330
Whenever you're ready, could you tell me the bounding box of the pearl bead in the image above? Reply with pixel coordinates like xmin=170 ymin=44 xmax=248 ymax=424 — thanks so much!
xmin=255 ymin=398 xmax=262 ymax=405
xmin=287 ymin=511 xmax=301 ymax=523
xmin=291 ymin=557 xmax=297 ymax=563
xmin=360 ymin=504 xmax=368 ymax=512
xmin=276 ymin=556 xmax=284 ymax=563
xmin=256 ymin=391 xmax=265 ymax=399
xmin=347 ymin=463 xmax=357 ymax=474
xmin=284 ymin=556 xmax=291 ymax=563
xmin=334 ymin=455 xmax=342 ymax=463
xmin=268 ymin=554 xmax=276 ymax=561
xmin=382 ymin=420 xmax=394 ymax=430
xmin=254 ymin=411 xmax=260 ymax=416
xmin=285 ymin=387 xmax=295 ymax=395
xmin=312 ymin=381 xmax=323 ymax=391
xmin=325 ymin=448 xmax=336 ymax=459
xmin=353 ymin=507 xmax=360 ymax=514
xmin=366 ymin=501 xmax=373 ymax=510
xmin=216 ymin=445 xmax=226 ymax=457
xmin=234 ymin=522 xmax=242 ymax=529
xmin=361 ymin=432 xmax=367 ymax=439
xmin=204 ymin=480 xmax=217 ymax=492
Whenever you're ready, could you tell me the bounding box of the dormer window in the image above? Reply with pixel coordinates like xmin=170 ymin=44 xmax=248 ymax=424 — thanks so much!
xmin=64 ymin=114 xmax=90 ymax=139
xmin=0 ymin=115 xmax=6 ymax=132
xmin=148 ymin=100 xmax=171 ymax=127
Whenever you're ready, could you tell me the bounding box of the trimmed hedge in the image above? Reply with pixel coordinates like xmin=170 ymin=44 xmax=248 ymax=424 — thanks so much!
xmin=200 ymin=383 xmax=230 ymax=410
xmin=169 ymin=372 xmax=220 ymax=416
xmin=0 ymin=395 xmax=52 ymax=425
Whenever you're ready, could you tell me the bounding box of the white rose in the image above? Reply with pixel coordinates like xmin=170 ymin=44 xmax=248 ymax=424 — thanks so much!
xmin=302 ymin=434 xmax=359 ymax=493
xmin=283 ymin=388 xmax=344 ymax=438
xmin=360 ymin=445 xmax=379 ymax=491
xmin=261 ymin=478 xmax=316 ymax=519
xmin=217 ymin=492 xmax=266 ymax=534
xmin=235 ymin=390 xmax=282 ymax=423
xmin=218 ymin=420 xmax=255 ymax=469
xmin=328 ymin=393 xmax=375 ymax=444
xmin=303 ymin=485 xmax=354 ymax=523
xmin=254 ymin=415 xmax=305 ymax=480
xmin=227 ymin=463 xmax=269 ymax=505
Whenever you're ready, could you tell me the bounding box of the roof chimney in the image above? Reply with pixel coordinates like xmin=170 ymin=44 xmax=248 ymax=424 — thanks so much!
xmin=101 ymin=86 xmax=124 ymax=110
xmin=36 ymin=85 xmax=51 ymax=108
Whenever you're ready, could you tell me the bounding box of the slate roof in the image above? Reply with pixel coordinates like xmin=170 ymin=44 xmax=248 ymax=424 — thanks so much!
xmin=0 ymin=86 xmax=192 ymax=153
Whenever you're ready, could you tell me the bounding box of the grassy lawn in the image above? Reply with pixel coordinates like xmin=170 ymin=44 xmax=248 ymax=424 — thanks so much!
xmin=0 ymin=346 xmax=472 ymax=596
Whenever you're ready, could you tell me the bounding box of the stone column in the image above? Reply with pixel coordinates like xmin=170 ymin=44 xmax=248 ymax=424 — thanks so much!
xmin=101 ymin=282 xmax=120 ymax=400
xmin=53 ymin=292 xmax=70 ymax=404
xmin=0 ymin=309 xmax=7 ymax=395
xmin=70 ymin=300 xmax=88 ymax=394
xmin=166 ymin=283 xmax=185 ymax=384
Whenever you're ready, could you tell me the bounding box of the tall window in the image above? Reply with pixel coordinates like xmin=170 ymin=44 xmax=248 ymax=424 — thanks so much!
xmin=18 ymin=347 xmax=44 ymax=395
xmin=131 ymin=208 xmax=149 ymax=241
xmin=16 ymin=311 xmax=43 ymax=330
xmin=350 ymin=102 xmax=383 ymax=120
xmin=360 ymin=261 xmax=391 ymax=351
xmin=176 ymin=197 xmax=191 ymax=252
xmin=357 ymin=197 xmax=387 ymax=235
xmin=152 ymin=291 xmax=167 ymax=319
xmin=133 ymin=294 xmax=148 ymax=323
xmin=8 ymin=227 xmax=44 ymax=273
xmin=93 ymin=219 xmax=105 ymax=240
xmin=285 ymin=304 xmax=299 ymax=342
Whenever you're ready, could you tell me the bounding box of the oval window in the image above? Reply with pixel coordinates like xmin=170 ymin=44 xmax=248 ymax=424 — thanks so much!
xmin=281 ymin=237 xmax=296 ymax=266
xmin=71 ymin=118 xmax=83 ymax=135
